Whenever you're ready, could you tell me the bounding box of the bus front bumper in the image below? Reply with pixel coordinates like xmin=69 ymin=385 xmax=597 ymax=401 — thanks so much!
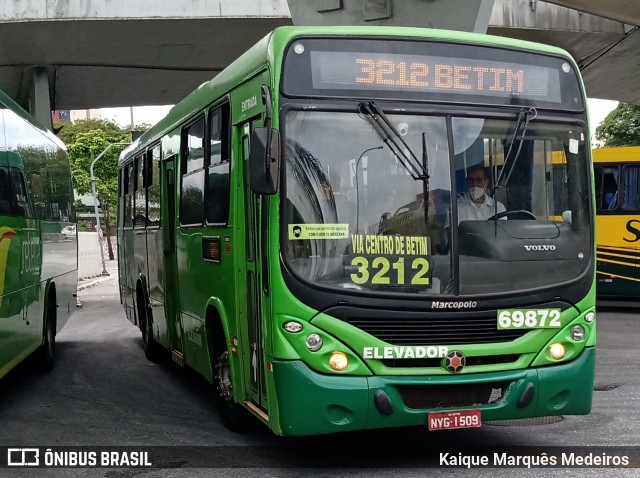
xmin=271 ymin=347 xmax=595 ymax=436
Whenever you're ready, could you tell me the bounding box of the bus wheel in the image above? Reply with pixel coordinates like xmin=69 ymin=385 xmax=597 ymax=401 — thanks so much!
xmin=215 ymin=350 xmax=254 ymax=432
xmin=139 ymin=299 xmax=162 ymax=362
xmin=33 ymin=291 xmax=56 ymax=372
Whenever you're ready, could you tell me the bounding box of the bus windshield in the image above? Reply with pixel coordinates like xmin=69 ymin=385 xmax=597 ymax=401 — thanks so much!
xmin=282 ymin=109 xmax=591 ymax=296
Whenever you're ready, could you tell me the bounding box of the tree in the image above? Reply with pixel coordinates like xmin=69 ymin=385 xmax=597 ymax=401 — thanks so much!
xmin=595 ymin=103 xmax=640 ymax=147
xmin=56 ymin=119 xmax=150 ymax=261
xmin=66 ymin=129 xmax=125 ymax=261
xmin=54 ymin=118 xmax=130 ymax=146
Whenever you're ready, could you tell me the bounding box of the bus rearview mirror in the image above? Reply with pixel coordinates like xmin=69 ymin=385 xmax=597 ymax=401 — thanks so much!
xmin=249 ymin=127 xmax=280 ymax=195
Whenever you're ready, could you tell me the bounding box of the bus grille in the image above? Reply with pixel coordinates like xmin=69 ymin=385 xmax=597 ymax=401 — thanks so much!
xmin=396 ymin=382 xmax=508 ymax=409
xmin=382 ymin=354 xmax=520 ymax=368
xmin=346 ymin=316 xmax=527 ymax=345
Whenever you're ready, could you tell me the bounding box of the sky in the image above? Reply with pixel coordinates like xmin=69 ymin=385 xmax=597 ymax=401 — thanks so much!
xmin=587 ymin=98 xmax=618 ymax=139
xmin=100 ymin=98 xmax=619 ymax=140
xmin=100 ymin=105 xmax=173 ymax=128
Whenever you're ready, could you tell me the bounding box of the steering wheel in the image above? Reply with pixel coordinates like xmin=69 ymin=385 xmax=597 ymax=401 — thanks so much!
xmin=487 ymin=210 xmax=536 ymax=220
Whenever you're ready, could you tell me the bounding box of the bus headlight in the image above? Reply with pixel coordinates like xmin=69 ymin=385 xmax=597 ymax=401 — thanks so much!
xmin=305 ymin=334 xmax=323 ymax=352
xmin=571 ymin=325 xmax=586 ymax=341
xmin=585 ymin=312 xmax=595 ymax=323
xmin=329 ymin=352 xmax=348 ymax=371
xmin=549 ymin=342 xmax=566 ymax=360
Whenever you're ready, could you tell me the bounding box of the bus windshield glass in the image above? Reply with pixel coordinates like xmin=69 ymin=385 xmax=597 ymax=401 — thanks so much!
xmin=282 ymin=110 xmax=591 ymax=296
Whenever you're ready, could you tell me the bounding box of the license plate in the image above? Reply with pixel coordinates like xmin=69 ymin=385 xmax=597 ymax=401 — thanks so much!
xmin=428 ymin=409 xmax=482 ymax=431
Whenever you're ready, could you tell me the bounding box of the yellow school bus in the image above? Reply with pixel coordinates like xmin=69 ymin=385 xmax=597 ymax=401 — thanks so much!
xmin=593 ymin=146 xmax=640 ymax=300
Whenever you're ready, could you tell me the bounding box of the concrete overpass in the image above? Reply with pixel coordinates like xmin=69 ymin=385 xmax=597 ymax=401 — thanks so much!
xmin=0 ymin=0 xmax=637 ymax=128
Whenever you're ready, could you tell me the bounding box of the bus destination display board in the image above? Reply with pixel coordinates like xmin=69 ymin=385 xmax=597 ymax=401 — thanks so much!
xmin=310 ymin=51 xmax=560 ymax=103
xmin=282 ymin=38 xmax=584 ymax=110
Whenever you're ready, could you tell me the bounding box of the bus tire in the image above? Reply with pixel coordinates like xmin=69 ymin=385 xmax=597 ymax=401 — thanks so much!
xmin=214 ymin=341 xmax=255 ymax=432
xmin=138 ymin=290 xmax=162 ymax=362
xmin=33 ymin=287 xmax=56 ymax=372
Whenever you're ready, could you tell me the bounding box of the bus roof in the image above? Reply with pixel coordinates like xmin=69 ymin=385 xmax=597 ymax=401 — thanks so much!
xmin=120 ymin=25 xmax=578 ymax=165
xmin=0 ymin=88 xmax=66 ymax=150
xmin=593 ymin=146 xmax=640 ymax=163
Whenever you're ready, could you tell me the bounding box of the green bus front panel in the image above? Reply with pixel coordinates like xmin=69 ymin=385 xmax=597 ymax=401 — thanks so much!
xmin=272 ymin=347 xmax=595 ymax=436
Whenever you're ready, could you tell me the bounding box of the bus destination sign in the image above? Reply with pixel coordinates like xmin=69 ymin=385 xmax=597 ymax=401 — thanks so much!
xmin=282 ymin=38 xmax=584 ymax=110
xmin=310 ymin=50 xmax=561 ymax=103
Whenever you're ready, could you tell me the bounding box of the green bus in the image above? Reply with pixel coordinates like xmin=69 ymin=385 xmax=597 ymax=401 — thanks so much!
xmin=0 ymin=89 xmax=77 ymax=380
xmin=118 ymin=26 xmax=595 ymax=436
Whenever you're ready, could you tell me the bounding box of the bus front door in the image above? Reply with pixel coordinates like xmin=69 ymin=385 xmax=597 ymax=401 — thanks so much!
xmin=161 ymin=155 xmax=184 ymax=363
xmin=241 ymin=120 xmax=269 ymax=413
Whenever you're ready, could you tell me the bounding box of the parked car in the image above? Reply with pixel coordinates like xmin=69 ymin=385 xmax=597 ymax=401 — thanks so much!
xmin=62 ymin=225 xmax=76 ymax=239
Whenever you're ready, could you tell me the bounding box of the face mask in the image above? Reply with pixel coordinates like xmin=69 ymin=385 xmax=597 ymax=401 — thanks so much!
xmin=468 ymin=187 xmax=485 ymax=201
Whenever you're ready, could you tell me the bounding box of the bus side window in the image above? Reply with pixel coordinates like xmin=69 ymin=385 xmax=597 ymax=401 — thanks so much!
xmin=117 ymin=168 xmax=123 ymax=227
xmin=180 ymin=116 xmax=206 ymax=226
xmin=134 ymin=154 xmax=147 ymax=228
xmin=147 ymin=145 xmax=161 ymax=227
xmin=10 ymin=169 xmax=32 ymax=218
xmin=205 ymin=103 xmax=231 ymax=225
xmin=124 ymin=162 xmax=134 ymax=228
xmin=0 ymin=168 xmax=11 ymax=215
xmin=597 ymin=166 xmax=619 ymax=210
xmin=621 ymin=165 xmax=640 ymax=211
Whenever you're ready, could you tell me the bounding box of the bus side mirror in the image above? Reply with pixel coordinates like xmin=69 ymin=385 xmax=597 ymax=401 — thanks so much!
xmin=249 ymin=127 xmax=280 ymax=195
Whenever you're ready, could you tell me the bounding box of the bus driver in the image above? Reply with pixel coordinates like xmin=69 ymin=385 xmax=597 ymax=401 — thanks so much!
xmin=457 ymin=165 xmax=505 ymax=223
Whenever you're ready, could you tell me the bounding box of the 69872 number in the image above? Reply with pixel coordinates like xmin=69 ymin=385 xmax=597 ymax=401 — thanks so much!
xmin=497 ymin=308 xmax=562 ymax=330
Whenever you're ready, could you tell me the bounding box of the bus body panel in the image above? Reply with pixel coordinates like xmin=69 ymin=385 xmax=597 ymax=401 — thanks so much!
xmin=0 ymin=90 xmax=77 ymax=380
xmin=272 ymin=347 xmax=595 ymax=436
xmin=594 ymin=146 xmax=640 ymax=300
xmin=121 ymin=228 xmax=136 ymax=323
xmin=159 ymin=152 xmax=181 ymax=352
xmin=146 ymin=226 xmax=169 ymax=348
xmin=119 ymin=184 xmax=136 ymax=325
xmin=0 ymin=215 xmax=38 ymax=374
xmin=133 ymin=229 xmax=147 ymax=290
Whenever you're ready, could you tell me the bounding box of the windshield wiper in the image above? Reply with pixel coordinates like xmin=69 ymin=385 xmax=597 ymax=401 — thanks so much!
xmin=359 ymin=101 xmax=429 ymax=182
xmin=359 ymin=100 xmax=431 ymax=224
xmin=492 ymin=106 xmax=537 ymax=194
xmin=421 ymin=132 xmax=430 ymax=224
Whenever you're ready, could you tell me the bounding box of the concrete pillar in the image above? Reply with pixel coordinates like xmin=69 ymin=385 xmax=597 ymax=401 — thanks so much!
xmin=30 ymin=68 xmax=52 ymax=130
xmin=288 ymin=0 xmax=496 ymax=33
